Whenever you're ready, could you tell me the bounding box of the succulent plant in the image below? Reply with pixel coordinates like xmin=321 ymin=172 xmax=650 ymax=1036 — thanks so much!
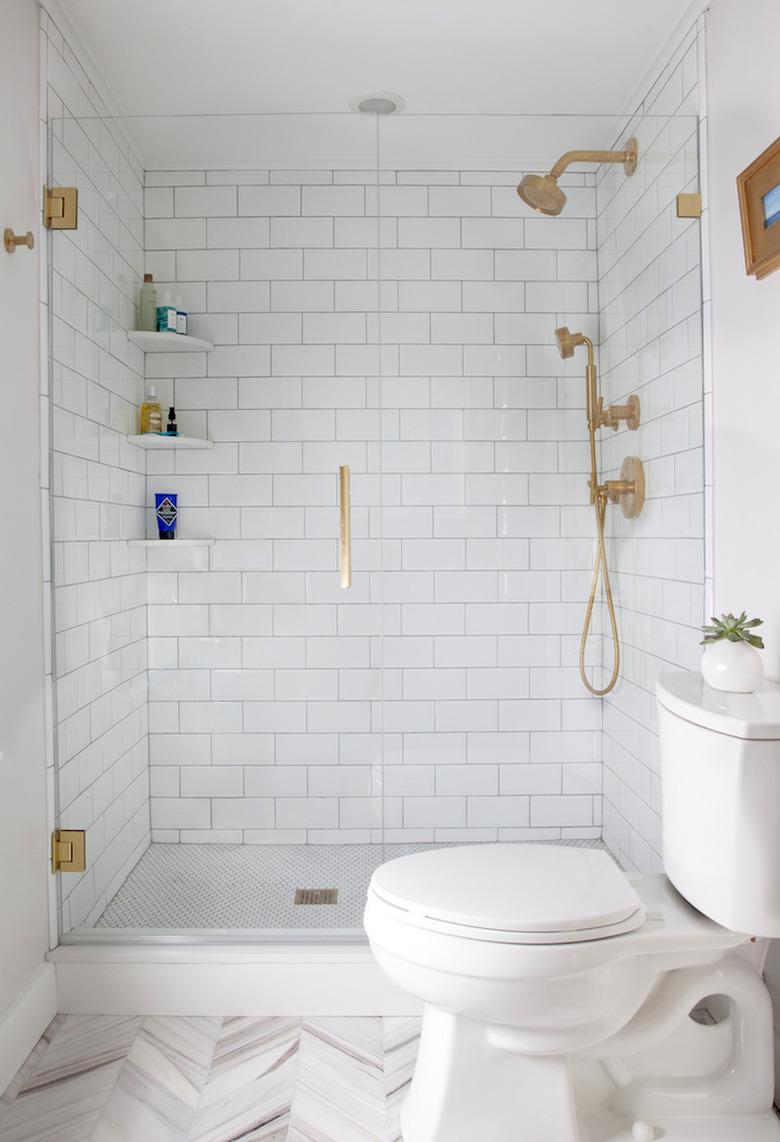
xmin=700 ymin=612 xmax=765 ymax=649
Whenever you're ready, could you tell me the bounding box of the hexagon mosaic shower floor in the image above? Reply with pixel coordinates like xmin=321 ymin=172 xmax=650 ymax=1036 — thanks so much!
xmin=91 ymin=839 xmax=603 ymax=931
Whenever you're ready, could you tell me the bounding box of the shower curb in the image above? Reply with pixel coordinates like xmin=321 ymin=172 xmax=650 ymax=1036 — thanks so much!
xmin=47 ymin=943 xmax=420 ymax=1016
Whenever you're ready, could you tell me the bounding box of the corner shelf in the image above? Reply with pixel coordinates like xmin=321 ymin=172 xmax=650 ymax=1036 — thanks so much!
xmin=128 ymin=539 xmax=215 ymax=548
xmin=128 ymin=331 xmax=214 ymax=353
xmin=127 ymin=434 xmax=214 ymax=450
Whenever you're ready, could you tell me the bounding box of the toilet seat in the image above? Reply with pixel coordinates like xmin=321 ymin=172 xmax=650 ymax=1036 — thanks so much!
xmin=368 ymin=844 xmax=645 ymax=945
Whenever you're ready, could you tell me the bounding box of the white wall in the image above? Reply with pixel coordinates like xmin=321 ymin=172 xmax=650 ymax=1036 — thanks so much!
xmin=708 ymin=0 xmax=780 ymax=679
xmin=705 ymin=0 xmax=780 ymax=1099
xmin=0 ymin=0 xmax=56 ymax=1094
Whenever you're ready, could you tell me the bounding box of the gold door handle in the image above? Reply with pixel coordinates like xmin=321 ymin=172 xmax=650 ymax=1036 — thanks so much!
xmin=339 ymin=465 xmax=351 ymax=588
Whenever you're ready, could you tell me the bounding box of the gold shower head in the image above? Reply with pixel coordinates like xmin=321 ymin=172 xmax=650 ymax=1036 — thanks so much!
xmin=517 ymin=173 xmax=566 ymax=216
xmin=554 ymin=326 xmax=585 ymax=359
xmin=517 ymin=138 xmax=638 ymax=216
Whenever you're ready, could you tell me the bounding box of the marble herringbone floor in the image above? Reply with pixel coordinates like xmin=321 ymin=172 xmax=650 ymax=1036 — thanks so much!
xmin=0 ymin=1014 xmax=421 ymax=1142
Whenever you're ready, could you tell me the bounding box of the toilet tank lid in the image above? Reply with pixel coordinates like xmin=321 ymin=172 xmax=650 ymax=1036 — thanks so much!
xmin=657 ymin=672 xmax=780 ymax=739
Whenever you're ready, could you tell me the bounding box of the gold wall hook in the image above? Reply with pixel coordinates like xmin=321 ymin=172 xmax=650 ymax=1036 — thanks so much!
xmin=4 ymin=228 xmax=34 ymax=253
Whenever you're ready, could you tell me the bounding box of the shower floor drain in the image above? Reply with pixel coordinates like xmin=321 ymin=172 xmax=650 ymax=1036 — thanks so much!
xmin=294 ymin=887 xmax=339 ymax=905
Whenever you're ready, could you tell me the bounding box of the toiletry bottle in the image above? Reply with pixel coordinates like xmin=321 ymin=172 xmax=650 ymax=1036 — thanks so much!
xmin=139 ymin=273 xmax=157 ymax=332
xmin=156 ymin=291 xmax=177 ymax=333
xmin=155 ymin=493 xmax=178 ymax=540
xmin=174 ymin=296 xmax=188 ymax=336
xmin=140 ymin=386 xmax=163 ymax=434
xmin=166 ymin=406 xmax=178 ymax=436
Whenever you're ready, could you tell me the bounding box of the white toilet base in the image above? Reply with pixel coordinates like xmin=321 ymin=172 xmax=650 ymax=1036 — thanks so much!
xmin=580 ymin=1112 xmax=780 ymax=1141
xmin=402 ymin=1007 xmax=581 ymax=1142
xmin=400 ymin=1000 xmax=780 ymax=1142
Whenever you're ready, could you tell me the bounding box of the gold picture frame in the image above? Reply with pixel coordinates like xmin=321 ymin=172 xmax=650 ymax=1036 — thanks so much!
xmin=737 ymin=135 xmax=780 ymax=280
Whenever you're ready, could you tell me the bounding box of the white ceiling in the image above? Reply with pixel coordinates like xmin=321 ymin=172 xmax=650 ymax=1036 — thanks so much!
xmin=106 ymin=113 xmax=671 ymax=171
xmin=58 ymin=0 xmax=693 ymax=118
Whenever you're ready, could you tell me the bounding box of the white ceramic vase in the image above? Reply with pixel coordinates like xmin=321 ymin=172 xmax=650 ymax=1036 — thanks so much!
xmin=701 ymin=639 xmax=763 ymax=693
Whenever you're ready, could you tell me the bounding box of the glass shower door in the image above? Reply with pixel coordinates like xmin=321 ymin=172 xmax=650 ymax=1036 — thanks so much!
xmin=48 ymin=111 xmax=389 ymax=939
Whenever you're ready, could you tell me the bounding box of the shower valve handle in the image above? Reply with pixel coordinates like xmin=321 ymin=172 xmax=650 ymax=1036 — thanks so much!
xmin=599 ymin=394 xmax=641 ymax=431
xmin=603 ymin=457 xmax=646 ymax=519
xmin=604 ymin=479 xmax=636 ymax=501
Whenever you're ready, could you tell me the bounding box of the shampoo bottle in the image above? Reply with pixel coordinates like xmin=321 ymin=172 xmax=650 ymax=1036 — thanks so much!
xmin=139 ymin=273 xmax=157 ymax=332
xmin=140 ymin=386 xmax=163 ymax=434
xmin=156 ymin=291 xmax=177 ymax=333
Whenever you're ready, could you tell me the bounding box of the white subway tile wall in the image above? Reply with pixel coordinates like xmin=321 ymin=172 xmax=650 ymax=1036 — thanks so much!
xmin=143 ymin=163 xmax=602 ymax=844
xmin=44 ymin=13 xmax=151 ymax=931
xmin=598 ymin=22 xmax=704 ymax=873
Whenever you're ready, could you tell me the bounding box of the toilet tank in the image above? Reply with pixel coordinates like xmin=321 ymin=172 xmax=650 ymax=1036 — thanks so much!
xmin=657 ymin=672 xmax=780 ymax=937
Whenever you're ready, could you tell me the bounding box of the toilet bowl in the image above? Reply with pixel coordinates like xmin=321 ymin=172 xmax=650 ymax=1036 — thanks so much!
xmin=364 ymin=672 xmax=780 ymax=1141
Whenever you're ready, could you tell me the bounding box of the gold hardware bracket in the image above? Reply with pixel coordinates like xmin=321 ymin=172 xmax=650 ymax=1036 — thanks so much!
xmin=677 ymin=192 xmax=702 ymax=219
xmin=51 ymin=829 xmax=86 ymax=873
xmin=4 ymin=229 xmax=34 ymax=253
xmin=44 ymin=186 xmax=78 ymax=230
xmin=339 ymin=465 xmax=352 ymax=589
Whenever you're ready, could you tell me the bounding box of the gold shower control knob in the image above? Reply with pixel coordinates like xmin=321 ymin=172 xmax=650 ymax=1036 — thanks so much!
xmin=605 ymin=456 xmax=645 ymax=519
xmin=601 ymin=394 xmax=641 ymax=431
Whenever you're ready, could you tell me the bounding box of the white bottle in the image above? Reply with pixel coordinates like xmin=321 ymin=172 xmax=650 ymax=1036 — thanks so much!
xmin=175 ymin=295 xmax=188 ymax=336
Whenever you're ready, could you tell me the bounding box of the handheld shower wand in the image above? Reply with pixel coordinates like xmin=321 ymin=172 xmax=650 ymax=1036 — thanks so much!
xmin=555 ymin=327 xmax=644 ymax=696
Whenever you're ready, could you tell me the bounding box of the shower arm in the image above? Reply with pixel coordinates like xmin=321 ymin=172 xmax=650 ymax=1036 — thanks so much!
xmin=549 ymin=145 xmax=636 ymax=180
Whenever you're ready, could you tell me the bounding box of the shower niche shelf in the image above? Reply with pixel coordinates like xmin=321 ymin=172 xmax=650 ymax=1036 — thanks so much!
xmin=128 ymin=539 xmax=215 ymax=548
xmin=128 ymin=331 xmax=214 ymax=353
xmin=127 ymin=434 xmax=214 ymax=450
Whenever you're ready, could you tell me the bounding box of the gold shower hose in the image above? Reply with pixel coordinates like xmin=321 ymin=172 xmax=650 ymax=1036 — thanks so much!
xmin=580 ymin=486 xmax=621 ymax=696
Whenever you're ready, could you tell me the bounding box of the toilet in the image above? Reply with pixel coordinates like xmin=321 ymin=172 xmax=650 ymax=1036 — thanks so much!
xmin=364 ymin=672 xmax=780 ymax=1142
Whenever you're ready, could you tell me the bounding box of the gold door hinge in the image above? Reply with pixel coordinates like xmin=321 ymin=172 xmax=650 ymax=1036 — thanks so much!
xmin=51 ymin=830 xmax=86 ymax=873
xmin=676 ymin=192 xmax=702 ymax=218
xmin=44 ymin=186 xmax=78 ymax=230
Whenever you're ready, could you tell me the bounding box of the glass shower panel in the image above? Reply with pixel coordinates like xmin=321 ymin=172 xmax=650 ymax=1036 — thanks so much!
xmin=48 ymin=112 xmax=386 ymax=939
xmin=48 ymin=110 xmax=149 ymax=938
xmin=375 ymin=112 xmax=701 ymax=851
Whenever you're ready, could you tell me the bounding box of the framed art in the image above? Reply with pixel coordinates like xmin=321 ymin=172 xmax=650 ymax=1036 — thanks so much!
xmin=737 ymin=135 xmax=780 ymax=280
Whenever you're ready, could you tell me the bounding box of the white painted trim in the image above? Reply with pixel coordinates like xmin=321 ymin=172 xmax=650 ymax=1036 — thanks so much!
xmin=50 ymin=943 xmax=419 ymax=1016
xmin=0 ymin=965 xmax=57 ymax=1094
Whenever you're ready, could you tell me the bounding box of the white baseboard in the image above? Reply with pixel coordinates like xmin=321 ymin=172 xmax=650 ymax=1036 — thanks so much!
xmin=0 ymin=964 xmax=57 ymax=1094
xmin=49 ymin=944 xmax=420 ymax=1016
